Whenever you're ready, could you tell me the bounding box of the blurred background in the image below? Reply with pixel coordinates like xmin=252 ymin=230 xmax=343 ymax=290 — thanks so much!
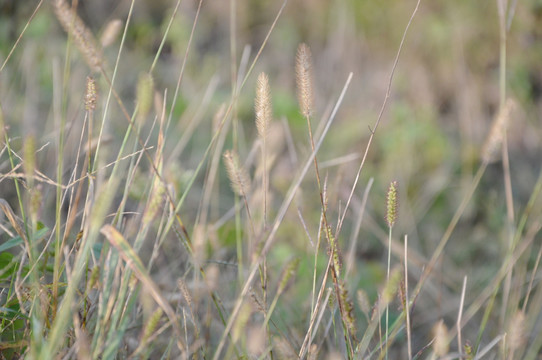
xmin=0 ymin=0 xmax=541 ymax=357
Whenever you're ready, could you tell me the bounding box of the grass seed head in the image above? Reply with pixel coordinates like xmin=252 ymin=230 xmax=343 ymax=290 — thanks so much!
xmin=100 ymin=19 xmax=123 ymax=48
xmin=85 ymin=76 xmax=97 ymax=111
xmin=255 ymin=72 xmax=272 ymax=139
xmin=382 ymin=266 xmax=401 ymax=305
xmin=481 ymin=98 xmax=515 ymax=163
xmin=52 ymin=0 xmax=104 ymax=72
xmin=277 ymin=257 xmax=300 ymax=295
xmin=142 ymin=181 xmax=164 ymax=225
xmin=356 ymin=289 xmax=371 ymax=317
xmin=508 ymin=310 xmax=526 ymax=352
xmin=432 ymin=319 xmax=450 ymax=356
xmin=339 ymin=281 xmax=356 ymax=334
xmin=296 ymin=43 xmax=314 ymax=118
xmin=327 ymin=226 xmax=342 ymax=276
xmin=141 ymin=308 xmax=163 ymax=344
xmin=224 ymin=150 xmax=251 ymax=196
xmin=386 ymin=181 xmax=398 ymax=228
xmin=136 ymin=73 xmax=154 ymax=123
xmin=177 ymin=279 xmax=193 ymax=309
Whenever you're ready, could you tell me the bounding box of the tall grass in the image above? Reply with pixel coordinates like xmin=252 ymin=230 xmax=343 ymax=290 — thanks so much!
xmin=0 ymin=0 xmax=541 ymax=359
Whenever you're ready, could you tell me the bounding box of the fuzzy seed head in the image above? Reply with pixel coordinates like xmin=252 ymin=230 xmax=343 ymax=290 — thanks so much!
xmin=277 ymin=257 xmax=299 ymax=295
xmin=224 ymin=150 xmax=251 ymax=196
xmin=382 ymin=267 xmax=401 ymax=304
xmin=142 ymin=181 xmax=164 ymax=225
xmin=136 ymin=73 xmax=154 ymax=122
xmin=255 ymin=72 xmax=272 ymax=139
xmin=339 ymin=281 xmax=356 ymax=334
xmin=357 ymin=289 xmax=371 ymax=317
xmin=87 ymin=266 xmax=100 ymax=291
xmin=508 ymin=310 xmax=526 ymax=352
xmin=295 ymin=43 xmax=314 ymax=118
xmin=85 ymin=76 xmax=97 ymax=111
xmin=249 ymin=290 xmax=266 ymax=314
xmin=307 ymin=344 xmax=319 ymax=360
xmin=464 ymin=341 xmax=473 ymax=357
xmin=141 ymin=308 xmax=163 ymax=343
xmin=481 ymin=98 xmax=515 ymax=163
xmin=177 ymin=279 xmax=193 ymax=308
xmin=386 ymin=181 xmax=398 ymax=228
xmin=52 ymin=0 xmax=104 ymax=72
xmin=432 ymin=319 xmax=450 ymax=356
xmin=233 ymin=303 xmax=251 ymax=343
xmin=100 ymin=19 xmax=123 ymax=48
xmin=327 ymin=226 xmax=342 ymax=276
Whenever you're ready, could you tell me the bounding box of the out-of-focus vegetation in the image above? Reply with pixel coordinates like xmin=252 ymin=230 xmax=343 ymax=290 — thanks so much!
xmin=0 ymin=0 xmax=541 ymax=358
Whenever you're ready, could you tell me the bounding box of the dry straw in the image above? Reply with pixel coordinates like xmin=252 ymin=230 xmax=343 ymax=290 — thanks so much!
xmin=295 ymin=43 xmax=314 ymax=118
xmin=52 ymin=0 xmax=104 ymax=72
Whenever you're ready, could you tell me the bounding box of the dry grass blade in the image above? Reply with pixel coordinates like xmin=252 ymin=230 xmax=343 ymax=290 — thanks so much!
xmin=457 ymin=276 xmax=467 ymax=359
xmin=0 ymin=199 xmax=27 ymax=247
xmin=0 ymin=0 xmax=44 ymax=73
xmin=100 ymin=224 xmax=186 ymax=355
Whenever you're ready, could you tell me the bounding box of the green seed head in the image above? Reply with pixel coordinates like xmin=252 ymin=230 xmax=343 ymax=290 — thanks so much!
xmin=386 ymin=181 xmax=398 ymax=228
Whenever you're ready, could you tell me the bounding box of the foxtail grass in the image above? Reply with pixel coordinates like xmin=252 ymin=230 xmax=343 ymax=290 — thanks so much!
xmin=52 ymin=0 xmax=104 ymax=73
xmin=3 ymin=0 xmax=541 ymax=359
xmin=384 ymin=180 xmax=398 ymax=359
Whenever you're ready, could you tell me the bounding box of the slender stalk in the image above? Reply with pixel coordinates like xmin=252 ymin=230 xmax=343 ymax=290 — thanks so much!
xmin=457 ymin=276 xmax=467 ymax=358
xmin=404 ymin=235 xmax=412 ymax=360
xmin=496 ymin=0 xmax=516 ymax=338
xmin=385 ymin=226 xmax=392 ymax=359
xmin=385 ymin=181 xmax=398 ymax=359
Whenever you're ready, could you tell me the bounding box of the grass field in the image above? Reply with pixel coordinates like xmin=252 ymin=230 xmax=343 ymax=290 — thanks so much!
xmin=0 ymin=0 xmax=541 ymax=359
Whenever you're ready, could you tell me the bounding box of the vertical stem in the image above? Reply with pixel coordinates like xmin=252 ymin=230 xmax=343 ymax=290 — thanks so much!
xmin=497 ymin=0 xmax=516 ymax=339
xmin=229 ymin=0 xmax=244 ymax=287
xmin=385 ymin=226 xmax=392 ymax=360
xmin=404 ymin=235 xmax=412 ymax=360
